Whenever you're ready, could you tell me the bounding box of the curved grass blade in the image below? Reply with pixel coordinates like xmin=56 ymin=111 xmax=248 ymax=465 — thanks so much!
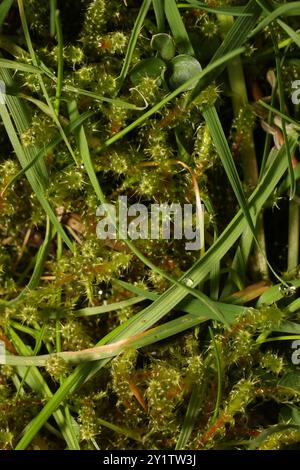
xmin=15 ymin=324 xmax=47 ymax=399
xmin=175 ymin=381 xmax=203 ymax=449
xmin=98 ymin=417 xmax=142 ymax=442
xmin=74 ymin=296 xmax=147 ymax=318
xmin=3 ymin=312 xmax=210 ymax=366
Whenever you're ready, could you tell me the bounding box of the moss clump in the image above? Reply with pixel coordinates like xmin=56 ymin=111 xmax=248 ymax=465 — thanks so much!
xmin=0 ymin=0 xmax=300 ymax=452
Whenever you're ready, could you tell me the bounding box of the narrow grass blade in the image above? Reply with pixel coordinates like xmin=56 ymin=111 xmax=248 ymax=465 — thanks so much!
xmin=176 ymin=382 xmax=203 ymax=449
xmin=165 ymin=0 xmax=195 ymax=55
xmin=0 ymin=0 xmax=13 ymax=27
xmin=15 ymin=324 xmax=47 ymax=399
xmin=152 ymin=0 xmax=165 ymax=32
xmin=54 ymin=9 xmax=63 ymax=116
xmin=3 ymin=312 xmax=210 ymax=366
xmin=50 ymin=0 xmax=57 ymax=36
xmin=0 ymin=57 xmax=41 ymax=73
xmin=209 ymin=327 xmax=222 ymax=423
xmin=74 ymin=297 xmax=147 ymax=318
xmin=63 ymin=83 xmax=145 ymax=110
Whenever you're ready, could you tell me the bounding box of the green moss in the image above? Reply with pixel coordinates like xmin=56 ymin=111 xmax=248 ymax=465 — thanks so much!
xmin=0 ymin=0 xmax=299 ymax=452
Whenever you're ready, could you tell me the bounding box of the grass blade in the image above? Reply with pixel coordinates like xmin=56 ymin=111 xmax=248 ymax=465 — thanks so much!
xmin=189 ymin=0 xmax=262 ymax=103
xmin=98 ymin=47 xmax=246 ymax=154
xmin=117 ymin=0 xmax=152 ymax=90
xmin=152 ymin=0 xmax=165 ymax=32
xmin=183 ymin=1 xmax=252 ymax=16
xmin=0 ymin=57 xmax=41 ymax=73
xmin=54 ymin=9 xmax=63 ymax=115
xmin=250 ymin=1 xmax=300 ymax=38
xmin=9 ymin=216 xmax=53 ymax=304
xmin=165 ymin=0 xmax=195 ymax=55
xmin=0 ymin=0 xmax=13 ymax=27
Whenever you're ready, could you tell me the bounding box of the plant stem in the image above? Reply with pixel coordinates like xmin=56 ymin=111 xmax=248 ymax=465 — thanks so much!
xmin=218 ymin=14 xmax=269 ymax=280
xmin=50 ymin=0 xmax=57 ymax=36
xmin=288 ymin=200 xmax=300 ymax=273
xmin=54 ymin=9 xmax=63 ymax=116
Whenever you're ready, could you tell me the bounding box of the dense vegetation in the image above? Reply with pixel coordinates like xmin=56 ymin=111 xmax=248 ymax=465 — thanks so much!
xmin=0 ymin=0 xmax=300 ymax=450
